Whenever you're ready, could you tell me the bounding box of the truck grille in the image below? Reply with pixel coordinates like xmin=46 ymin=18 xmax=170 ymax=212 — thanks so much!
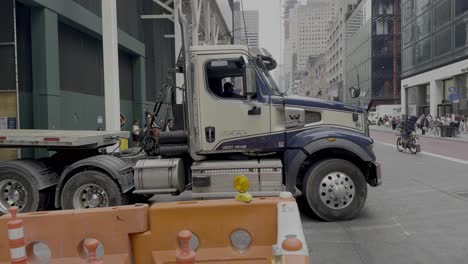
xmin=305 ymin=111 xmax=321 ymax=124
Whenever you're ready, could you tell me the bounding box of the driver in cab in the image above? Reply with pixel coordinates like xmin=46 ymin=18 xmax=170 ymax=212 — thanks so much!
xmin=221 ymin=82 xmax=242 ymax=99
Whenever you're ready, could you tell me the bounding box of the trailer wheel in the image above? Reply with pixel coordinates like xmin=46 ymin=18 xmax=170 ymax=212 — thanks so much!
xmin=0 ymin=169 xmax=51 ymax=214
xmin=60 ymin=170 xmax=128 ymax=210
xmin=301 ymin=159 xmax=367 ymax=221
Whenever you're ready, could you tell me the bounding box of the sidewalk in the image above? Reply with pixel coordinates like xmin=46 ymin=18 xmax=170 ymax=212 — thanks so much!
xmin=370 ymin=125 xmax=468 ymax=143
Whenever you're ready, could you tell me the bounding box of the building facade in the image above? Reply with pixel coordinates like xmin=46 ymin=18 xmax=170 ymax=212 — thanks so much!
xmin=233 ymin=1 xmax=243 ymax=45
xmin=282 ymin=0 xmax=336 ymax=94
xmin=281 ymin=0 xmax=299 ymax=90
xmin=326 ymin=0 xmax=358 ymax=102
xmin=295 ymin=0 xmax=336 ymax=72
xmin=0 ymin=0 xmax=233 ymax=160
xmin=295 ymin=55 xmax=328 ymax=99
xmin=400 ymin=0 xmax=468 ymax=117
xmin=234 ymin=8 xmax=259 ymax=48
xmin=344 ymin=0 xmax=401 ymax=108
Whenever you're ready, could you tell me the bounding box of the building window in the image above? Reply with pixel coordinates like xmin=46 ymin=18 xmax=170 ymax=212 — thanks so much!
xmin=434 ymin=0 xmax=451 ymax=29
xmin=402 ymin=0 xmax=414 ymax=26
xmin=402 ymin=24 xmax=414 ymax=46
xmin=455 ymin=20 xmax=468 ymax=49
xmin=433 ymin=27 xmax=452 ymax=57
xmin=455 ymin=0 xmax=468 ymax=18
xmin=414 ymin=11 xmax=432 ymax=40
xmin=414 ymin=0 xmax=431 ymax=16
xmin=402 ymin=46 xmax=414 ymax=71
xmin=376 ymin=19 xmax=391 ymax=35
xmin=377 ymin=0 xmax=393 ymax=15
xmin=414 ymin=37 xmax=431 ymax=65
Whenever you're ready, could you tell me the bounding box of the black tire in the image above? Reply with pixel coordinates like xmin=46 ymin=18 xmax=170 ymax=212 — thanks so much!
xmin=396 ymin=137 xmax=404 ymax=152
xmin=0 ymin=168 xmax=51 ymax=214
xmin=301 ymin=159 xmax=367 ymax=221
xmin=60 ymin=170 xmax=128 ymax=210
xmin=409 ymin=139 xmax=418 ymax=154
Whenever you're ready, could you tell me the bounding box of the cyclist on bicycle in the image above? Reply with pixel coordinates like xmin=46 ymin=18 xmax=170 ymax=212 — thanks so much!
xmin=399 ymin=115 xmax=417 ymax=144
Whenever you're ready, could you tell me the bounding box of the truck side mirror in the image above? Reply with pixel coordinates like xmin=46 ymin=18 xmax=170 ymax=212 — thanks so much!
xmin=349 ymin=87 xmax=361 ymax=98
xmin=245 ymin=65 xmax=257 ymax=97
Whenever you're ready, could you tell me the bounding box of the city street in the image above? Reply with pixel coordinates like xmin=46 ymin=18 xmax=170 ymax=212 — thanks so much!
xmin=302 ymin=130 xmax=468 ymax=264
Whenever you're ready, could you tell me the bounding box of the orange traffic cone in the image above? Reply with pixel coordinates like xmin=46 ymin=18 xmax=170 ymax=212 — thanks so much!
xmin=176 ymin=230 xmax=195 ymax=264
xmin=7 ymin=206 xmax=27 ymax=264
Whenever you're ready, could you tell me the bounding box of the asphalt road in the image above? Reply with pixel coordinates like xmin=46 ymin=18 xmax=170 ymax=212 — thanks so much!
xmin=302 ymin=132 xmax=468 ymax=264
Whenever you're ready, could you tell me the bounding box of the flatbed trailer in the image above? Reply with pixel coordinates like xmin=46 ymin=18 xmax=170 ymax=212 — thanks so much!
xmin=0 ymin=129 xmax=129 ymax=149
xmin=0 ymin=129 xmax=133 ymax=215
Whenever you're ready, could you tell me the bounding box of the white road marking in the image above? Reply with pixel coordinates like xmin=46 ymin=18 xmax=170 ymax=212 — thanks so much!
xmin=375 ymin=141 xmax=468 ymax=165
xmin=304 ymin=223 xmax=399 ymax=234
xmin=392 ymin=216 xmax=411 ymax=237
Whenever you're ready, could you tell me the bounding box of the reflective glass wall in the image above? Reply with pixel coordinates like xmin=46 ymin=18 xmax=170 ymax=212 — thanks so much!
xmin=344 ymin=0 xmax=401 ymax=106
xmin=401 ymin=0 xmax=468 ymax=78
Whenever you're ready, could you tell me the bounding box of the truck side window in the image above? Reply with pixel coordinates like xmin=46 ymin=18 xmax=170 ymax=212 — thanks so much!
xmin=206 ymin=59 xmax=247 ymax=100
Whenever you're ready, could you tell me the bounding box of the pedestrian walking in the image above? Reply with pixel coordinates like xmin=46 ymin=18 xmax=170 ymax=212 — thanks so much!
xmin=385 ymin=118 xmax=391 ymax=129
xmin=434 ymin=117 xmax=441 ymax=136
xmin=462 ymin=115 xmax=467 ymax=133
xmin=421 ymin=115 xmax=429 ymax=135
xmin=445 ymin=114 xmax=452 ymax=125
xmin=391 ymin=117 xmax=397 ymax=130
xmin=460 ymin=116 xmax=465 ymax=133
xmin=132 ymin=120 xmax=141 ymax=146
xmin=416 ymin=115 xmax=422 ymax=132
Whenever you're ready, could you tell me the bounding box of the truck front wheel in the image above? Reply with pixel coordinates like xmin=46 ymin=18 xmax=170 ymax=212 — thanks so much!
xmin=60 ymin=170 xmax=128 ymax=210
xmin=301 ymin=159 xmax=367 ymax=221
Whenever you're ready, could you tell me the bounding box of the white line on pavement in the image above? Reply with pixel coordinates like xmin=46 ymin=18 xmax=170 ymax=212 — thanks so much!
xmin=375 ymin=141 xmax=468 ymax=165
xmin=392 ymin=216 xmax=411 ymax=237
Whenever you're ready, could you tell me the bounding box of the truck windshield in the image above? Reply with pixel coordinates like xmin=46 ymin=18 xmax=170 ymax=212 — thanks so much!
xmin=254 ymin=59 xmax=283 ymax=96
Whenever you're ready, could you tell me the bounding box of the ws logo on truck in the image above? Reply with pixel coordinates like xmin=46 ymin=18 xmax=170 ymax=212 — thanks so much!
xmin=289 ymin=114 xmax=301 ymax=120
xmin=285 ymin=107 xmax=305 ymax=128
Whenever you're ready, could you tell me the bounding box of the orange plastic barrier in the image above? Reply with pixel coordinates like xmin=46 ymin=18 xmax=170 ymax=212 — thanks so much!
xmin=0 ymin=198 xmax=309 ymax=263
xmin=0 ymin=204 xmax=149 ymax=264
xmin=132 ymin=197 xmax=309 ymax=264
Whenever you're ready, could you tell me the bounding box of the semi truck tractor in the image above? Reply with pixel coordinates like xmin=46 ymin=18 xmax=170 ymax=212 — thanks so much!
xmin=0 ymin=14 xmax=381 ymax=221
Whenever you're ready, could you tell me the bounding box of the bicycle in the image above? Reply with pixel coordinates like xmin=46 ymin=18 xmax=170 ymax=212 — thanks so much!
xmin=396 ymin=131 xmax=421 ymax=154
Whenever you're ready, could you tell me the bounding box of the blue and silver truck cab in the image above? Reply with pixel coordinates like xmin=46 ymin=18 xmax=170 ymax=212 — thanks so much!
xmin=179 ymin=45 xmax=381 ymax=221
xmin=0 ymin=45 xmax=380 ymax=222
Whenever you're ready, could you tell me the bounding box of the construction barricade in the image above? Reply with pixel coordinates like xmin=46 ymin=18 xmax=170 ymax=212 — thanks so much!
xmin=1 ymin=197 xmax=309 ymax=263
xmin=131 ymin=196 xmax=310 ymax=264
xmin=0 ymin=204 xmax=149 ymax=264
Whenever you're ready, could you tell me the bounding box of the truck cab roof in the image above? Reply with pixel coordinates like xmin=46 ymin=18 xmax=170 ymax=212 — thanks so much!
xmin=189 ymin=45 xmax=272 ymax=58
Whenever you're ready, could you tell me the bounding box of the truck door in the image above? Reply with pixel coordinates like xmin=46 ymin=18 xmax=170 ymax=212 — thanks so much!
xmin=196 ymin=55 xmax=271 ymax=153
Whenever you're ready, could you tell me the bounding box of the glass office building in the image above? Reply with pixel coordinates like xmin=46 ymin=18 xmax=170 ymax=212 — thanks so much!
xmin=344 ymin=0 xmax=401 ymax=108
xmin=401 ymin=0 xmax=468 ymax=117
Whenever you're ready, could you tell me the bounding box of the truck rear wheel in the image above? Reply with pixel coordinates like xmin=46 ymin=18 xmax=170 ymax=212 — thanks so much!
xmin=0 ymin=169 xmax=51 ymax=214
xmin=60 ymin=170 xmax=128 ymax=210
xmin=301 ymin=159 xmax=367 ymax=221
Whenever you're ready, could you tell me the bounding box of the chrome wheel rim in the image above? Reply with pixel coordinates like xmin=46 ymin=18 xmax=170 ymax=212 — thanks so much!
xmin=73 ymin=184 xmax=109 ymax=209
xmin=319 ymin=172 xmax=355 ymax=209
xmin=0 ymin=179 xmax=28 ymax=213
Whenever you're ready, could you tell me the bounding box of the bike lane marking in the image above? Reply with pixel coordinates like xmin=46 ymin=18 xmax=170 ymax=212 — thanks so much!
xmin=375 ymin=141 xmax=468 ymax=165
